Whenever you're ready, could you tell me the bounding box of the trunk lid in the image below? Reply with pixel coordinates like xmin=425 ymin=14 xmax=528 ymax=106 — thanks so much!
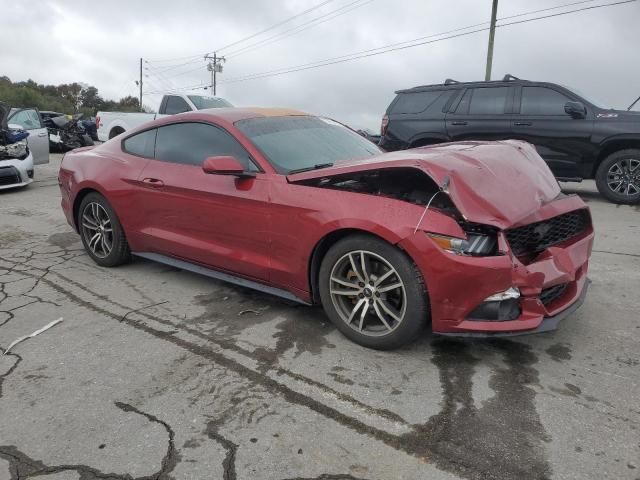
xmin=287 ymin=140 xmax=561 ymax=229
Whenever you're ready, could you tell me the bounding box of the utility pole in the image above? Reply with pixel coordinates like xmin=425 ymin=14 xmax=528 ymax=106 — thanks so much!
xmin=205 ymin=53 xmax=225 ymax=96
xmin=139 ymin=57 xmax=143 ymax=111
xmin=485 ymin=0 xmax=498 ymax=81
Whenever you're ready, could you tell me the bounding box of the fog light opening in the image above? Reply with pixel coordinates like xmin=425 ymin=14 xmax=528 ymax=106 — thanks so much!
xmin=468 ymin=288 xmax=521 ymax=321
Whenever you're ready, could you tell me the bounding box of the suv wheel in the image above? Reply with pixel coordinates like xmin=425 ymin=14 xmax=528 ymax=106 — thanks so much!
xmin=595 ymin=149 xmax=640 ymax=204
xmin=78 ymin=193 xmax=131 ymax=267
xmin=318 ymin=234 xmax=429 ymax=350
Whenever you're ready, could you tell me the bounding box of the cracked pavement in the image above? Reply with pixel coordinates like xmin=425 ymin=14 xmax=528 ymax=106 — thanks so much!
xmin=0 ymin=155 xmax=638 ymax=480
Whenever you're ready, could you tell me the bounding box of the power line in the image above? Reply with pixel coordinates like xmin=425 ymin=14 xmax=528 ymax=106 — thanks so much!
xmin=215 ymin=0 xmax=336 ymax=53
xmin=218 ymin=0 xmax=636 ymax=85
xmin=224 ymin=0 xmax=375 ymax=59
xmin=145 ymin=0 xmax=336 ymax=65
xmin=145 ymin=0 xmax=634 ymax=94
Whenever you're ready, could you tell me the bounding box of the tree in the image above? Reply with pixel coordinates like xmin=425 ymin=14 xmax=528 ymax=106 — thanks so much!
xmin=80 ymin=86 xmax=103 ymax=110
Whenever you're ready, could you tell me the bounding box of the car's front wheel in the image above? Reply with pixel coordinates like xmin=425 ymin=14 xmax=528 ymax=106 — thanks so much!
xmin=78 ymin=192 xmax=131 ymax=267
xmin=318 ymin=234 xmax=429 ymax=349
xmin=595 ymin=149 xmax=640 ymax=204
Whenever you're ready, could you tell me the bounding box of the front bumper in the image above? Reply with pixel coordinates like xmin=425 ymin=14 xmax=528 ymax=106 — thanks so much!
xmin=0 ymin=153 xmax=34 ymax=190
xmin=435 ymin=278 xmax=590 ymax=338
xmin=399 ymin=196 xmax=594 ymax=336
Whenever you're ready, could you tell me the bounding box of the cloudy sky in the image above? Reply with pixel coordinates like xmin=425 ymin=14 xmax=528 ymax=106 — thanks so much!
xmin=3 ymin=0 xmax=639 ymax=129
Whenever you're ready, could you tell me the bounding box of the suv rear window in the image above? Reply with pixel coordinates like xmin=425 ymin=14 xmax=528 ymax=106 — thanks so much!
xmin=391 ymin=91 xmax=444 ymax=114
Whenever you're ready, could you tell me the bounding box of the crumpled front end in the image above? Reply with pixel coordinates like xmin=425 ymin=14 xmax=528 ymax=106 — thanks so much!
xmin=400 ymin=194 xmax=594 ymax=336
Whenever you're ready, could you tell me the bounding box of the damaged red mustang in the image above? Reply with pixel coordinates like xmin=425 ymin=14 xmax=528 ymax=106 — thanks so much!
xmin=59 ymin=108 xmax=594 ymax=349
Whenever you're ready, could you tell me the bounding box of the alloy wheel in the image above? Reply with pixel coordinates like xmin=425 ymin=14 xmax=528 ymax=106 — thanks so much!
xmin=607 ymin=158 xmax=640 ymax=197
xmin=329 ymin=250 xmax=406 ymax=337
xmin=81 ymin=202 xmax=113 ymax=259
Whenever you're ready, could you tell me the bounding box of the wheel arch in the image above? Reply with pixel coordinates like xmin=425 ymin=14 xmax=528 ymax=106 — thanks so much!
xmin=308 ymin=227 xmax=411 ymax=304
xmin=408 ymin=133 xmax=448 ymax=149
xmin=72 ymin=186 xmax=108 ymax=232
xmin=109 ymin=125 xmax=126 ymax=139
xmin=594 ymin=137 xmax=640 ymax=177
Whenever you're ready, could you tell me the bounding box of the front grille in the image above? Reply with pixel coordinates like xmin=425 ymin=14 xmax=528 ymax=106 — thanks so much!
xmin=0 ymin=166 xmax=21 ymax=187
xmin=539 ymin=283 xmax=568 ymax=306
xmin=505 ymin=209 xmax=590 ymax=256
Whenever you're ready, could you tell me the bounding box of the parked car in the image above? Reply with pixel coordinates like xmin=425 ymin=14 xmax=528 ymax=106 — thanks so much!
xmin=59 ymin=108 xmax=593 ymax=349
xmin=380 ymin=74 xmax=640 ymax=204
xmin=6 ymin=106 xmax=50 ymax=165
xmin=0 ymin=102 xmax=34 ymax=190
xmin=97 ymin=94 xmax=232 ymax=141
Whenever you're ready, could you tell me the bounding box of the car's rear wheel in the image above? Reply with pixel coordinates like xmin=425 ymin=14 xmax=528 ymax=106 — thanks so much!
xmin=78 ymin=193 xmax=130 ymax=267
xmin=318 ymin=234 xmax=429 ymax=349
xmin=595 ymin=149 xmax=640 ymax=204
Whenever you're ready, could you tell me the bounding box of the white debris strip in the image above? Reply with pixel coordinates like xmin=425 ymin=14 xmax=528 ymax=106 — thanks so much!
xmin=3 ymin=318 xmax=63 ymax=355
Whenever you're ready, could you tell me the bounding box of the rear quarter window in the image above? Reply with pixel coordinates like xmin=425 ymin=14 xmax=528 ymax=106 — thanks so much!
xmin=122 ymin=129 xmax=157 ymax=158
xmin=390 ymin=91 xmax=445 ymax=114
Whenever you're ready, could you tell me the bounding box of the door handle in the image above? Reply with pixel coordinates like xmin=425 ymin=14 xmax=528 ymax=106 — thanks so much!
xmin=142 ymin=178 xmax=164 ymax=188
xmin=451 ymin=121 xmax=467 ymax=125
xmin=38 ymin=132 xmax=48 ymax=137
xmin=514 ymin=121 xmax=532 ymax=126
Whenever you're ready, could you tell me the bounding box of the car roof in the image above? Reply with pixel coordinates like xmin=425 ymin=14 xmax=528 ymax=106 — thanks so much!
xmin=195 ymin=107 xmax=309 ymax=123
xmin=396 ymin=78 xmax=562 ymax=94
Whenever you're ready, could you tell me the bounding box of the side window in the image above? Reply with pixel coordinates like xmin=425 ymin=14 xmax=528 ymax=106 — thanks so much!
xmin=390 ymin=91 xmax=444 ymax=114
xmin=455 ymin=89 xmax=473 ymax=114
xmin=122 ymin=129 xmax=157 ymax=157
xmin=468 ymin=87 xmax=509 ymax=115
xmin=521 ymin=87 xmax=571 ymax=115
xmin=9 ymin=109 xmax=42 ymax=130
xmin=164 ymin=96 xmax=191 ymax=115
xmin=155 ymin=122 xmax=257 ymax=170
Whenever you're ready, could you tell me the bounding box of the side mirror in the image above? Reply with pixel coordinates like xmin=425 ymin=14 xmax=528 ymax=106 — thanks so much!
xmin=202 ymin=156 xmax=254 ymax=177
xmin=564 ymin=101 xmax=586 ymax=119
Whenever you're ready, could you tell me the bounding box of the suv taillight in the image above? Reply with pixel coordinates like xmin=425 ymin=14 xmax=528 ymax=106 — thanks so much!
xmin=96 ymin=116 xmax=100 ymax=128
xmin=380 ymin=114 xmax=389 ymax=136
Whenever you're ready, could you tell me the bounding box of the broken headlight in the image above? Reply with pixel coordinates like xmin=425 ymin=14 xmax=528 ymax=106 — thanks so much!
xmin=427 ymin=232 xmax=497 ymax=256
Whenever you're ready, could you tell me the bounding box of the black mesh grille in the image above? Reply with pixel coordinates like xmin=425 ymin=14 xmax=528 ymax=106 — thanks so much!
xmin=505 ymin=209 xmax=590 ymax=256
xmin=0 ymin=166 xmax=21 ymax=187
xmin=539 ymin=283 xmax=568 ymax=306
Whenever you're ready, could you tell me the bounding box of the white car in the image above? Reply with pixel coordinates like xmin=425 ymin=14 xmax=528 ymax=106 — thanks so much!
xmin=0 ymin=151 xmax=34 ymax=190
xmin=1 ymin=103 xmax=42 ymax=190
xmin=97 ymin=94 xmax=232 ymax=141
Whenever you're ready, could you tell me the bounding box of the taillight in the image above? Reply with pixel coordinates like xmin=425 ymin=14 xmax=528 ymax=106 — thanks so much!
xmin=96 ymin=116 xmax=101 ymax=128
xmin=380 ymin=114 xmax=389 ymax=136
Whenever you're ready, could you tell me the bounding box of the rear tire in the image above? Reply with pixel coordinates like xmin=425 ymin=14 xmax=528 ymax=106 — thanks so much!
xmin=318 ymin=234 xmax=429 ymax=350
xmin=595 ymin=149 xmax=640 ymax=204
xmin=78 ymin=193 xmax=130 ymax=267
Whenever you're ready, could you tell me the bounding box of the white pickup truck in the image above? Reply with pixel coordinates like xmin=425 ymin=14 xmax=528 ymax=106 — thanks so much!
xmin=96 ymin=94 xmax=232 ymax=141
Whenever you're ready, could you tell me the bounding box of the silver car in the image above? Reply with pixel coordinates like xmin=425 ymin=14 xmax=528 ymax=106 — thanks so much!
xmin=8 ymin=107 xmax=50 ymax=165
xmin=0 ymin=104 xmax=46 ymax=190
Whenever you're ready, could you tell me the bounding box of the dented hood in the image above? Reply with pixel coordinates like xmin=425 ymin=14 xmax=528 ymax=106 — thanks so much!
xmin=286 ymin=140 xmax=561 ymax=228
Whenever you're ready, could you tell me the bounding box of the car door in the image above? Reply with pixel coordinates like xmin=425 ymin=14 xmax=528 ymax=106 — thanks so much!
xmin=510 ymin=85 xmax=594 ymax=179
xmin=445 ymin=86 xmax=514 ymax=141
xmin=136 ymin=121 xmax=271 ymax=281
xmin=8 ymin=108 xmax=50 ymax=164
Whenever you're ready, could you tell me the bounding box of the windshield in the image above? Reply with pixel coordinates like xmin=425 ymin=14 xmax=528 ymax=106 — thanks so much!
xmin=235 ymin=116 xmax=382 ymax=174
xmin=188 ymin=95 xmax=232 ymax=109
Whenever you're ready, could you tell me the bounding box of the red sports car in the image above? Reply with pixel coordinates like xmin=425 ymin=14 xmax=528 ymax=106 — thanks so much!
xmin=58 ymin=108 xmax=594 ymax=349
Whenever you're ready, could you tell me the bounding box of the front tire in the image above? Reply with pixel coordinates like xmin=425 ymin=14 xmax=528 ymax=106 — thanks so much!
xmin=78 ymin=193 xmax=131 ymax=267
xmin=318 ymin=234 xmax=429 ymax=350
xmin=595 ymin=149 xmax=640 ymax=204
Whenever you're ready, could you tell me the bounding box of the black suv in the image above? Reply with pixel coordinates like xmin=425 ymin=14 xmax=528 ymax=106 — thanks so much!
xmin=379 ymin=75 xmax=640 ymax=204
